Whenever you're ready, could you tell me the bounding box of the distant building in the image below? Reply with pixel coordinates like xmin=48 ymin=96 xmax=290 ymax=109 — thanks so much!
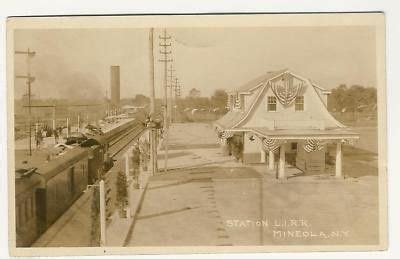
xmin=121 ymin=104 xmax=146 ymax=116
xmin=215 ymin=69 xmax=359 ymax=179
xmin=188 ymin=88 xmax=201 ymax=98
xmin=110 ymin=66 xmax=120 ymax=109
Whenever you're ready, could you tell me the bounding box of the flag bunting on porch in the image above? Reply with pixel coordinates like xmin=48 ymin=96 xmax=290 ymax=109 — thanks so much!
xmin=270 ymin=73 xmax=304 ymax=106
xmin=304 ymin=138 xmax=324 ymax=153
xmin=226 ymin=96 xmax=231 ymax=110
xmin=341 ymin=139 xmax=355 ymax=145
xmin=221 ymin=131 xmax=234 ymax=139
xmin=262 ymin=138 xmax=282 ymax=153
xmin=234 ymin=93 xmax=241 ymax=109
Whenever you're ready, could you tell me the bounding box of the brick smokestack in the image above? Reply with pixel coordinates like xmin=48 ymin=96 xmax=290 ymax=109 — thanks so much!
xmin=110 ymin=66 xmax=120 ymax=108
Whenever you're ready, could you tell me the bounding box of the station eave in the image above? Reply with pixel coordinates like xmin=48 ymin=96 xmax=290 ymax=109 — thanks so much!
xmin=237 ymin=127 xmax=360 ymax=140
xmin=214 ymin=110 xmax=246 ymax=131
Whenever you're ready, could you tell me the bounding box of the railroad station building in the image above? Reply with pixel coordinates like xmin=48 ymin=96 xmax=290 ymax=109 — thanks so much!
xmin=215 ymin=69 xmax=359 ymax=179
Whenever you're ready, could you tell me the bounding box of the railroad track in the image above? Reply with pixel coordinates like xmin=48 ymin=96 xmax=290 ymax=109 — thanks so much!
xmin=108 ymin=125 xmax=146 ymax=158
xmin=108 ymin=123 xmax=140 ymax=147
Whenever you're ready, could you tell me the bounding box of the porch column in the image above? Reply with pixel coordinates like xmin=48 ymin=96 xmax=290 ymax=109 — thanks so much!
xmin=220 ymin=138 xmax=228 ymax=155
xmin=278 ymin=145 xmax=286 ymax=179
xmin=335 ymin=141 xmax=342 ymax=178
xmin=221 ymin=138 xmax=227 ymax=146
xmin=268 ymin=151 xmax=274 ymax=170
xmin=260 ymin=149 xmax=266 ymax=163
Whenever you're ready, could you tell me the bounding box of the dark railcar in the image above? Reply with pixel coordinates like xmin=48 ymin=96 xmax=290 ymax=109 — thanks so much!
xmin=34 ymin=147 xmax=89 ymax=234
xmin=14 ymin=119 xmax=140 ymax=247
xmin=15 ymin=174 xmax=42 ymax=247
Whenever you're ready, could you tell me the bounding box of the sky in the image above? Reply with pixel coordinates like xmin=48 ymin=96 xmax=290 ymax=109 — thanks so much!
xmin=13 ymin=26 xmax=376 ymax=100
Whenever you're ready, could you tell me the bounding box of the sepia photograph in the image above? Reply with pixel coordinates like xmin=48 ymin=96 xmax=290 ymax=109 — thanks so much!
xmin=6 ymin=13 xmax=386 ymax=255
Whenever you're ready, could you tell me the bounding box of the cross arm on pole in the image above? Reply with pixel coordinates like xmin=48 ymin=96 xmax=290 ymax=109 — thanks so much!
xmin=15 ymin=50 xmax=36 ymax=56
xmin=16 ymin=75 xmax=35 ymax=83
xmin=158 ymin=59 xmax=173 ymax=62
xmin=159 ymin=50 xmax=172 ymax=54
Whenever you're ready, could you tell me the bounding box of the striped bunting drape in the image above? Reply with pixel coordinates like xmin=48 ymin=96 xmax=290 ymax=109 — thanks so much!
xmin=270 ymin=73 xmax=304 ymax=106
xmin=234 ymin=94 xmax=241 ymax=109
xmin=304 ymin=138 xmax=324 ymax=153
xmin=226 ymin=95 xmax=231 ymax=109
xmin=221 ymin=131 xmax=234 ymax=139
xmin=342 ymin=139 xmax=355 ymax=146
xmin=262 ymin=138 xmax=282 ymax=153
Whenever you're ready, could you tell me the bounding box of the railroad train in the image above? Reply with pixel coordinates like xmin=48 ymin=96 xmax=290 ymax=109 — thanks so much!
xmin=14 ymin=119 xmax=144 ymax=247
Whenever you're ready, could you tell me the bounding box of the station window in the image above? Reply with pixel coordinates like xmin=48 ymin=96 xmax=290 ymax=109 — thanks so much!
xmin=267 ymin=96 xmax=277 ymax=111
xmin=295 ymin=96 xmax=304 ymax=111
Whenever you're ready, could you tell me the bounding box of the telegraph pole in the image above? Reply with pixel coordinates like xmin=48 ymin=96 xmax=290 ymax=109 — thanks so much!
xmin=173 ymin=77 xmax=180 ymax=122
xmin=167 ymin=64 xmax=175 ymax=124
xmin=15 ymin=48 xmax=36 ymax=156
xmin=174 ymin=77 xmax=181 ymax=99
xmin=158 ymin=29 xmax=173 ymax=172
xmin=149 ymin=28 xmax=156 ymax=116
xmin=149 ymin=28 xmax=158 ymax=175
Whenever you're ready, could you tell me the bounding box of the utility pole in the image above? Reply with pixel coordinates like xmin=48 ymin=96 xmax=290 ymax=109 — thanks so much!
xmin=149 ymin=28 xmax=158 ymax=175
xmin=173 ymin=77 xmax=180 ymax=122
xmin=149 ymin=28 xmax=156 ymax=116
xmin=167 ymin=64 xmax=175 ymax=124
xmin=15 ymin=48 xmax=36 ymax=156
xmin=174 ymin=77 xmax=181 ymax=98
xmin=158 ymin=29 xmax=173 ymax=172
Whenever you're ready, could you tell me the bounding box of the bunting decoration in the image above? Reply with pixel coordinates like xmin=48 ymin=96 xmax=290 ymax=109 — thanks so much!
xmin=221 ymin=131 xmax=234 ymax=139
xmin=216 ymin=128 xmax=223 ymax=138
xmin=234 ymin=94 xmax=241 ymax=109
xmin=226 ymin=95 xmax=231 ymax=110
xmin=341 ymin=139 xmax=355 ymax=146
xmin=270 ymin=73 xmax=304 ymax=106
xmin=304 ymin=138 xmax=325 ymax=153
xmin=262 ymin=138 xmax=282 ymax=153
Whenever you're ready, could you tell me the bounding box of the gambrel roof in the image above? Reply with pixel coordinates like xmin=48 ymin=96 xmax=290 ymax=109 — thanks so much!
xmin=228 ymin=69 xmax=288 ymax=94
xmin=216 ymin=69 xmax=358 ymax=139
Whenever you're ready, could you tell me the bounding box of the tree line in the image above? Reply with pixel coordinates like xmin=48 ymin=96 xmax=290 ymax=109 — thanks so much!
xmin=327 ymin=84 xmax=377 ymax=113
xmin=122 ymin=88 xmax=229 ymax=115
